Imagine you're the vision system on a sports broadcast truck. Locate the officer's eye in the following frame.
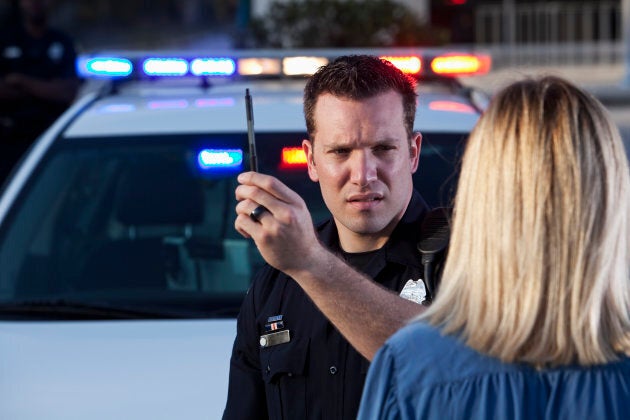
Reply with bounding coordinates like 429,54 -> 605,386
373,144 -> 396,153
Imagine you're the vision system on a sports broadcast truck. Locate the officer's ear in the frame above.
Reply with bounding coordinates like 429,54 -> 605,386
302,139 -> 319,182
410,132 -> 422,173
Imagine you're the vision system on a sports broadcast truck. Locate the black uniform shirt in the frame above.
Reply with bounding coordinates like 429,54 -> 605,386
0,23 -> 77,134
224,191 -> 430,420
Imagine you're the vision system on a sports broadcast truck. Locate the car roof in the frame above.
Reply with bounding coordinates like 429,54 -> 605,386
64,78 -> 482,138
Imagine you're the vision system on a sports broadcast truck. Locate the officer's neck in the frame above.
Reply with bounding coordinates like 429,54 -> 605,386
336,225 -> 393,253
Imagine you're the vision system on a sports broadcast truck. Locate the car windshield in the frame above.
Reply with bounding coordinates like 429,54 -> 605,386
0,131 -> 466,319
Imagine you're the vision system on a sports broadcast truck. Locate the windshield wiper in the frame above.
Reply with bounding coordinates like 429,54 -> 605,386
0,299 -> 181,320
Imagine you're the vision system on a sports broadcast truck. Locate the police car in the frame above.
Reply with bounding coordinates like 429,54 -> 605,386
0,48 -> 489,419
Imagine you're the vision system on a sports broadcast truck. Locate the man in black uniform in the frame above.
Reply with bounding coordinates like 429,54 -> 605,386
0,0 -> 80,181
224,55 -> 430,419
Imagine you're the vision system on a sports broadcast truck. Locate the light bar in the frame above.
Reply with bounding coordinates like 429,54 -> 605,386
76,50 -> 492,81
77,57 -> 133,77
238,58 -> 282,76
283,57 -> 328,76
190,58 -> 236,76
280,147 -> 307,168
197,149 -> 243,169
380,56 -> 422,75
143,58 -> 189,76
430,54 -> 491,76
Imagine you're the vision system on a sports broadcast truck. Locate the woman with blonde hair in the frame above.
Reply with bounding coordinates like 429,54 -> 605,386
358,76 -> 630,419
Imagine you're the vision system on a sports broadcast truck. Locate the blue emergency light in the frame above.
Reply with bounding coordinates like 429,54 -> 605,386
77,57 -> 133,77
190,58 -> 236,76
197,149 -> 243,170
143,58 -> 189,76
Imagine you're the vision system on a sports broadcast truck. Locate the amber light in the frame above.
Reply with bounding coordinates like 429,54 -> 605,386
282,57 -> 329,76
430,54 -> 491,76
281,147 -> 307,168
238,58 -> 282,76
380,56 -> 422,75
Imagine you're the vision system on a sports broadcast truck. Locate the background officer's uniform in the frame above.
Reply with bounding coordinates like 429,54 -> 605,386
224,191 -> 430,420
0,22 -> 78,178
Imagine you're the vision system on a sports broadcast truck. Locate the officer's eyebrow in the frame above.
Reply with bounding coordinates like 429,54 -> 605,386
324,136 -> 401,149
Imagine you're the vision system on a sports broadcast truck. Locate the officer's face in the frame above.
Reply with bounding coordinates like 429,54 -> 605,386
303,90 -> 421,252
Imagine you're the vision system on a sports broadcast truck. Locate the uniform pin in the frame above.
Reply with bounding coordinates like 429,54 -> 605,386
264,314 -> 285,332
267,315 -> 283,323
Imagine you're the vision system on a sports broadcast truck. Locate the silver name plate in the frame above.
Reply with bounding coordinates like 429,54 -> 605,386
259,330 -> 291,348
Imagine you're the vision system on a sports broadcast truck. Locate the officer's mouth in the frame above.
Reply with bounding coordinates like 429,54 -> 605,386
347,193 -> 383,209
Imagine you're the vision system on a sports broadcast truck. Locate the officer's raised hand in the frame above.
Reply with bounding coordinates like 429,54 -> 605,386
235,171 -> 324,275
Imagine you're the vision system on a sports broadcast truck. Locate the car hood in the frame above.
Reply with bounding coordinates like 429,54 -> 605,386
0,319 -> 236,420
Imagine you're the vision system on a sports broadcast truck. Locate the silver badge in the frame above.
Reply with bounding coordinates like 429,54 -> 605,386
399,279 -> 426,304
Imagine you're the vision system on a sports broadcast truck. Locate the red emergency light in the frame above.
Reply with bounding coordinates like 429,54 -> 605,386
430,54 -> 491,77
280,147 -> 308,169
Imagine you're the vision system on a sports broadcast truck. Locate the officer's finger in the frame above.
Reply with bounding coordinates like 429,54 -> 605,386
234,217 -> 251,239
236,184 -> 289,221
235,197 -> 261,217
236,199 -> 272,223
235,211 -> 264,239
236,177 -> 308,225
237,171 -> 303,205
234,198 -> 275,238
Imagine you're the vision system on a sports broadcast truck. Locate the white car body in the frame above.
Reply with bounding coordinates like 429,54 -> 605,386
0,320 -> 234,419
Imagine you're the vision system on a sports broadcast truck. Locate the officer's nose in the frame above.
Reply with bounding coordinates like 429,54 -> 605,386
349,151 -> 377,187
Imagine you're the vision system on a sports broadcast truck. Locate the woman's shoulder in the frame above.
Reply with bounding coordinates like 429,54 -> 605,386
383,321 -> 630,389
382,321 -> 509,388
385,321 -> 466,360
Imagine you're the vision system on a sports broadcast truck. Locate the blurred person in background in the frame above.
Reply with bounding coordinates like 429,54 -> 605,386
0,0 -> 79,182
358,76 -> 630,419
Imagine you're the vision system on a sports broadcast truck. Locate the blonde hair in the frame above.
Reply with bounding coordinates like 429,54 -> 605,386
422,76 -> 630,366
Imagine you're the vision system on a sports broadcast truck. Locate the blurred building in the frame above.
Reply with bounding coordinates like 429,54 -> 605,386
472,0 -> 622,68
251,0 -> 430,22
430,0 -> 621,44
250,0 -> 621,45
0,0 -> 620,53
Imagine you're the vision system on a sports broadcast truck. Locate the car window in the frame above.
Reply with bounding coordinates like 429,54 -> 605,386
415,131 -> 468,208
0,131 -> 466,319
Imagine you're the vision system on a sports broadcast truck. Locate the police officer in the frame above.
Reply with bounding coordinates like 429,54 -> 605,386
0,0 -> 80,181
224,55 -> 431,419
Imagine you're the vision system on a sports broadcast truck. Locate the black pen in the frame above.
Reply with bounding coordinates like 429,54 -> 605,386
245,88 -> 258,172
245,88 -> 268,222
